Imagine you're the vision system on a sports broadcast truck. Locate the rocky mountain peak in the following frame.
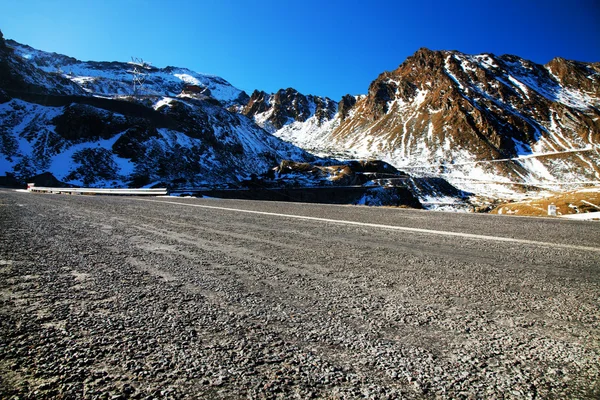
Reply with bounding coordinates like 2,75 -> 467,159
242,90 -> 270,115
312,96 -> 337,124
545,57 -> 600,97
270,88 -> 312,128
409,47 -> 447,70
243,87 -> 338,131
338,94 -> 357,121
280,46 -> 600,194
361,49 -> 451,120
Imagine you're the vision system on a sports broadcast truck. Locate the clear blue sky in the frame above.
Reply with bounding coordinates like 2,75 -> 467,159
1,0 -> 599,100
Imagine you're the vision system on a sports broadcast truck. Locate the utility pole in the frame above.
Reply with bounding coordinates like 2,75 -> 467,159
127,57 -> 151,97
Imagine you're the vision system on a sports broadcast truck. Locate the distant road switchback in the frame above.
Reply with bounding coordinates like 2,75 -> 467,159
1,189 -> 599,398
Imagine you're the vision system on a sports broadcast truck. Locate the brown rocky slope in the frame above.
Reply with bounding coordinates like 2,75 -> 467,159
253,48 -> 600,194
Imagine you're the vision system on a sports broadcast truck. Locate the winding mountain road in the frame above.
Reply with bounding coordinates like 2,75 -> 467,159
1,189 -> 599,398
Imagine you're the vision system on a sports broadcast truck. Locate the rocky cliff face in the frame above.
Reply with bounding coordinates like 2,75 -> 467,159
263,48 -> 600,194
242,88 -> 337,132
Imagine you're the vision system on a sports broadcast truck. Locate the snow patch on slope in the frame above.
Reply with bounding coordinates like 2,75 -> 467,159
275,115 -> 340,151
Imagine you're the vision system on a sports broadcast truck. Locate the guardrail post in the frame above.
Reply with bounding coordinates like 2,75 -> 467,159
548,204 -> 557,216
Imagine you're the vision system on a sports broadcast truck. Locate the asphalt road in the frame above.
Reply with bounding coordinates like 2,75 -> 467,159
1,189 -> 599,399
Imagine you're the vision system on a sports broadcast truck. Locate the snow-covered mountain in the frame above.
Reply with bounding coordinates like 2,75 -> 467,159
0,31 -> 309,188
6,40 -> 250,107
246,48 -> 600,197
2,30 -> 598,202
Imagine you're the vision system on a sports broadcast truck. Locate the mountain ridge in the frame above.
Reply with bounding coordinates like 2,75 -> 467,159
0,32 -> 312,188
247,47 -> 599,197
1,31 -> 599,203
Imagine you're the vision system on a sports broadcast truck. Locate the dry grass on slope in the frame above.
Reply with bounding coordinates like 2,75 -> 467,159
490,187 -> 600,218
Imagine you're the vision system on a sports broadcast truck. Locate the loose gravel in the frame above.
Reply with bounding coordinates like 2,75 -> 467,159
1,191 -> 599,399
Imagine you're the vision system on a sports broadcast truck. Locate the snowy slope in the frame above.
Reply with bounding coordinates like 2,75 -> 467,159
8,40 -> 248,106
0,37 -> 310,187
0,96 -> 309,187
255,49 -> 600,198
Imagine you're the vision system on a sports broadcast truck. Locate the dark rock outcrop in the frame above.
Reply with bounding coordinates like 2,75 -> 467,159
243,90 -> 271,116
52,104 -> 128,142
27,171 -> 69,187
338,94 -> 356,121
243,88 -> 338,130
270,88 -> 312,129
313,96 -> 337,124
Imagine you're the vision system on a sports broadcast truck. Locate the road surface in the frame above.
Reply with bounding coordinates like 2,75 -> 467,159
1,189 -> 599,398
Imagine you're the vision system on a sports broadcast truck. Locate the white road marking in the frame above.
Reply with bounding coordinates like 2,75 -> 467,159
134,198 -> 600,253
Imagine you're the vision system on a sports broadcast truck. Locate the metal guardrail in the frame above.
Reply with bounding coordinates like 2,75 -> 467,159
27,186 -> 168,196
